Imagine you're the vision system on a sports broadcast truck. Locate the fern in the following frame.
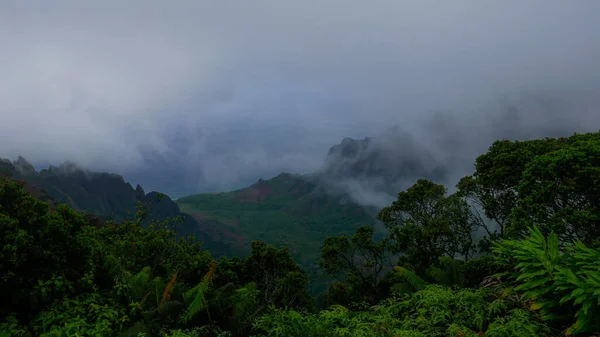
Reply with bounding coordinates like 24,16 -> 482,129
393,266 -> 429,291
493,226 -> 600,335
233,282 -> 261,322
181,279 -> 210,323
129,267 -> 153,299
252,285 -> 552,337
181,261 -> 216,323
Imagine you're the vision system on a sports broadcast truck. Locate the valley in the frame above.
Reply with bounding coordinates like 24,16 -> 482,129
1,136 -> 400,295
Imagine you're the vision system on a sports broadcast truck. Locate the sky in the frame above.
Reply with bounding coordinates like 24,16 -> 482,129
1,1 -> 600,198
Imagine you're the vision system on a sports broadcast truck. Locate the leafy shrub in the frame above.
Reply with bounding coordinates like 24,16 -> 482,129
494,227 -> 600,335
252,285 -> 552,337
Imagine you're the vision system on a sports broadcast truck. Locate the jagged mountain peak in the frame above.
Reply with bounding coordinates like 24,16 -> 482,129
318,129 -> 448,206
14,156 -> 35,174
135,184 -> 146,199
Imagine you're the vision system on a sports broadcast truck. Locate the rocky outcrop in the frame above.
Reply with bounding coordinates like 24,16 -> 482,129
317,128 -> 447,206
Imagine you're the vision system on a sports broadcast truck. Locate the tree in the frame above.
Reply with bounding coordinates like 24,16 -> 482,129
510,139 -> 600,245
456,138 -> 557,239
377,179 -> 479,273
457,131 -> 600,244
242,241 -> 314,311
319,225 -> 389,304
0,177 -> 89,321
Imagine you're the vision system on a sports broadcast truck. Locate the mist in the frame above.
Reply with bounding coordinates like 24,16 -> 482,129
1,1 -> 599,199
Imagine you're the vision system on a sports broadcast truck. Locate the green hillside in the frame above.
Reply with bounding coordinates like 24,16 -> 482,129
177,173 -> 381,294
178,173 -> 377,258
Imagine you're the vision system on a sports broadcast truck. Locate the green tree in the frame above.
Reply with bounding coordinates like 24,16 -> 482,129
0,177 -> 90,321
456,138 -> 557,239
457,131 -> 600,245
510,140 -> 600,245
242,241 -> 314,311
377,179 -> 479,273
319,225 -> 389,304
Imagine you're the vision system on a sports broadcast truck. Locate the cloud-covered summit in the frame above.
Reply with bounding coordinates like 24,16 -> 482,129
317,90 -> 600,207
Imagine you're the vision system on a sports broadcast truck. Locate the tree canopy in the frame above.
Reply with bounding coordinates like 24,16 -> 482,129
2,130 -> 600,336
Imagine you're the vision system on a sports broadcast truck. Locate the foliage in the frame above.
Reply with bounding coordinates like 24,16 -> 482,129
30,293 -> 128,336
0,177 -> 90,320
463,255 -> 506,288
456,132 -> 600,245
391,266 -> 429,293
242,241 -> 315,311
425,256 -> 466,287
252,285 -> 553,337
510,140 -> 600,244
377,179 -> 480,273
0,177 -> 311,337
493,227 -> 600,335
4,131 -> 600,336
176,173 -> 377,297
320,225 -> 390,304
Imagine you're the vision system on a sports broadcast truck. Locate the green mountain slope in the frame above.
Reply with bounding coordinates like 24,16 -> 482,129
1,156 -> 233,256
176,132 -> 444,263
177,172 -> 380,295
1,133 -> 434,296
177,173 -> 378,260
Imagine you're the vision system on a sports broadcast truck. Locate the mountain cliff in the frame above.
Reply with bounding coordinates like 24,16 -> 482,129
0,156 -> 232,256
318,128 -> 447,207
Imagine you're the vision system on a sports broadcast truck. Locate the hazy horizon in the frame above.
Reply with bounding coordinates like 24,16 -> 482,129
2,1 -> 600,198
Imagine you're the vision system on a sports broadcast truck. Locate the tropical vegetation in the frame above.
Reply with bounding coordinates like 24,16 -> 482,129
1,131 -> 600,336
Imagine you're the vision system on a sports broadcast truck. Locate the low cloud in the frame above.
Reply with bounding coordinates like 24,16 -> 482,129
1,1 -> 599,197
319,90 -> 600,208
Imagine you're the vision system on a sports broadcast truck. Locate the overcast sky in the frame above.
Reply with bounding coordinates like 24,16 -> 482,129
1,1 -> 600,197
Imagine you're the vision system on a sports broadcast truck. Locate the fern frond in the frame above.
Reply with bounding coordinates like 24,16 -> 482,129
181,261 -> 217,323
182,279 -> 209,323
394,266 -> 429,291
426,266 -> 444,284
129,267 -> 153,299
389,282 -> 414,295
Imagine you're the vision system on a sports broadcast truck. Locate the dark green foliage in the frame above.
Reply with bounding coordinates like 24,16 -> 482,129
252,285 -> 553,337
425,256 -> 466,287
463,255 -> 506,288
377,179 -> 480,273
242,241 -> 315,311
510,139 -> 600,244
0,177 -> 90,320
391,266 -> 429,292
319,225 -> 390,304
4,131 -> 600,336
494,227 -> 600,335
0,177 -> 312,336
457,131 -> 600,244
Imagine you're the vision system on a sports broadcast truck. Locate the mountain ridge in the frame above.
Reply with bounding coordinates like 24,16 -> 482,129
0,156 -> 233,256
1,132 -> 435,294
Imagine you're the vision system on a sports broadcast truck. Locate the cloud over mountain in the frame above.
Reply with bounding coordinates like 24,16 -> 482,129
1,1 -> 599,197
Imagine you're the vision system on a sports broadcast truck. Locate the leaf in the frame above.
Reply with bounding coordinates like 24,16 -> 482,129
394,266 -> 429,291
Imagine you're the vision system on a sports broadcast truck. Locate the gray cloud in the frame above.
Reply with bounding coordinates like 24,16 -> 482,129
1,1 -> 600,198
